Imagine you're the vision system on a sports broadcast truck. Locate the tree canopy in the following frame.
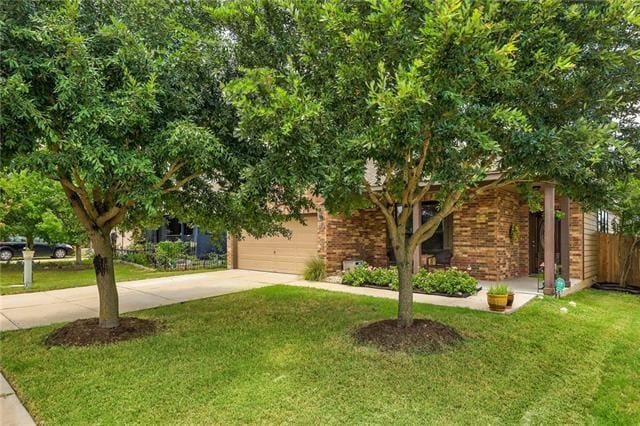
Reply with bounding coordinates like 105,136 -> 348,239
0,0 -> 314,327
222,0 -> 640,326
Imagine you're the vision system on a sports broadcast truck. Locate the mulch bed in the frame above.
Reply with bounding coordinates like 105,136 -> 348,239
592,282 -> 640,295
352,319 -> 463,353
44,317 -> 160,347
361,284 -> 481,298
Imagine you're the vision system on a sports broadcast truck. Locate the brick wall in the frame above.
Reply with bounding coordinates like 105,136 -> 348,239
450,192 -> 500,280
227,189 -> 586,282
320,209 -> 389,273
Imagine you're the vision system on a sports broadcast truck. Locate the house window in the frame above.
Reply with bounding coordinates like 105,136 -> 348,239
421,202 -> 445,254
597,210 -> 609,233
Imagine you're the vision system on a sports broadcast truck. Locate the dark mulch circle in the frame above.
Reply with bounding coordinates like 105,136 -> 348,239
44,317 -> 159,347
352,319 -> 463,353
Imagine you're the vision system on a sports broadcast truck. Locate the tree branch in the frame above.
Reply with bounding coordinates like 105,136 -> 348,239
163,173 -> 200,193
59,175 -> 99,220
408,190 -> 462,253
153,161 -> 186,191
363,179 -> 396,226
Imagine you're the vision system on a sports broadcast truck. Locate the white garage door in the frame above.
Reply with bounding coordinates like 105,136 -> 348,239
237,215 -> 318,274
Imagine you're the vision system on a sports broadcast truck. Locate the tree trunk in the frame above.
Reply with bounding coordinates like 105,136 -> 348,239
396,254 -> 414,328
90,231 -> 119,328
75,244 -> 82,266
620,236 -> 639,288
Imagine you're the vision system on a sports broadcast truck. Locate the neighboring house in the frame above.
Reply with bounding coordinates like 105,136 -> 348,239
228,179 -> 606,291
147,218 -> 226,259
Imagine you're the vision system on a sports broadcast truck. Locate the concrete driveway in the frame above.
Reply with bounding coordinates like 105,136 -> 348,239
0,269 -> 299,331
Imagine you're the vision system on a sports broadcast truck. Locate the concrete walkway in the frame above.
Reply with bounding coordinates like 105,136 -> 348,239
1,373 -> 35,426
0,269 -> 299,331
0,269 -> 536,332
291,279 -> 536,312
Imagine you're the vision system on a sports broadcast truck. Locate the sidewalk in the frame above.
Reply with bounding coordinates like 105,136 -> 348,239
0,269 -> 298,331
1,373 -> 35,426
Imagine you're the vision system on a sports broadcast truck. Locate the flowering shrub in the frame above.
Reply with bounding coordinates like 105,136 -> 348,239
342,265 -> 478,295
369,266 -> 399,290
342,263 -> 399,289
412,268 -> 478,295
341,263 -> 371,286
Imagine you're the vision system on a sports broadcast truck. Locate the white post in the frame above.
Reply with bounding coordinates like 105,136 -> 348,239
23,249 -> 34,289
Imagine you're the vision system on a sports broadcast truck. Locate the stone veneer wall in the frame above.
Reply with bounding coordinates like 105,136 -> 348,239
495,190 -> 530,280
569,202 -> 584,280
319,208 -> 389,273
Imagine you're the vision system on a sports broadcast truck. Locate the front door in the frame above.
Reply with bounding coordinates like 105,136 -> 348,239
528,212 -> 562,275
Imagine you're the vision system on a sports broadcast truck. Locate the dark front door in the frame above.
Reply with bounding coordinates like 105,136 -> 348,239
528,212 -> 562,275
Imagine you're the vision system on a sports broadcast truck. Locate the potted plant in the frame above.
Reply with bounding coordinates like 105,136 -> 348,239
487,284 -> 509,312
506,289 -> 515,308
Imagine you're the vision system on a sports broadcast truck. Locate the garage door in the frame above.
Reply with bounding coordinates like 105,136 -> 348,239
237,214 -> 318,274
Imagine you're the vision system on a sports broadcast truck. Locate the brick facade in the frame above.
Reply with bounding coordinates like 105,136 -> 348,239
228,188 -> 587,283
319,208 -> 389,273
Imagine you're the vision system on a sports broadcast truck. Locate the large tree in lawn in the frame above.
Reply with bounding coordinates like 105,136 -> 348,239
223,0 -> 640,327
1,0 -> 313,328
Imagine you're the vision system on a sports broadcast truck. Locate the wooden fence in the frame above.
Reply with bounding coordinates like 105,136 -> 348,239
598,233 -> 640,287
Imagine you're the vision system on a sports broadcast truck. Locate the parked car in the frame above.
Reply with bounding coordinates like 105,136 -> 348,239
0,236 -> 74,261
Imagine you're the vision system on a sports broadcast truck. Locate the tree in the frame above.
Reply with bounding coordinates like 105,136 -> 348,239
1,0 -> 313,328
223,0 -> 640,327
613,177 -> 640,286
0,171 -> 85,255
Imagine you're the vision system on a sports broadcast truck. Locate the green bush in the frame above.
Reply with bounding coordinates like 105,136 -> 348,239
412,268 -> 478,295
342,263 -> 400,289
124,251 -> 149,266
303,257 -> 327,281
341,263 -> 371,286
154,241 -> 186,269
370,266 -> 399,290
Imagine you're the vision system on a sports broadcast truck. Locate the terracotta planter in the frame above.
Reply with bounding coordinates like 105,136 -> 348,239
506,292 -> 514,308
487,294 -> 508,312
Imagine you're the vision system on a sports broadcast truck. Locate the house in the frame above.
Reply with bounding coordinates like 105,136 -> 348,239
147,218 -> 226,259
227,181 -> 603,292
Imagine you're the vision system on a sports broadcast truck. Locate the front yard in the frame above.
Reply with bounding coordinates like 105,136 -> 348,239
0,286 -> 638,424
0,261 -> 224,295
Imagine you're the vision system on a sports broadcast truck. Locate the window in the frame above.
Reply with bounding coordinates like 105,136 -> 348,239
597,210 -> 609,233
421,202 -> 445,254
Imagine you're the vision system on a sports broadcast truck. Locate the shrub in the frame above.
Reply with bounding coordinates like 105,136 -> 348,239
412,268 -> 478,295
370,266 -> 399,290
123,251 -> 149,266
341,263 -> 371,286
303,257 -> 327,281
154,241 -> 186,269
487,283 -> 510,295
342,264 -> 401,289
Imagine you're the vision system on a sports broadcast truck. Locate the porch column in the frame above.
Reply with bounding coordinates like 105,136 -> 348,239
560,197 -> 571,287
413,203 -> 421,273
543,184 -> 556,295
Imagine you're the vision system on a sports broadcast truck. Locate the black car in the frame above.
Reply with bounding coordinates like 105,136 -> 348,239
0,237 -> 74,261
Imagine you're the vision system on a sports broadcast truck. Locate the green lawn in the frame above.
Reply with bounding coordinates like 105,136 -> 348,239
0,261 -> 223,295
0,287 -> 638,424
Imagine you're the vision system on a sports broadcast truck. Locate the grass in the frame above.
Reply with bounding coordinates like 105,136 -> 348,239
0,288 -> 638,424
0,261 -> 224,295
